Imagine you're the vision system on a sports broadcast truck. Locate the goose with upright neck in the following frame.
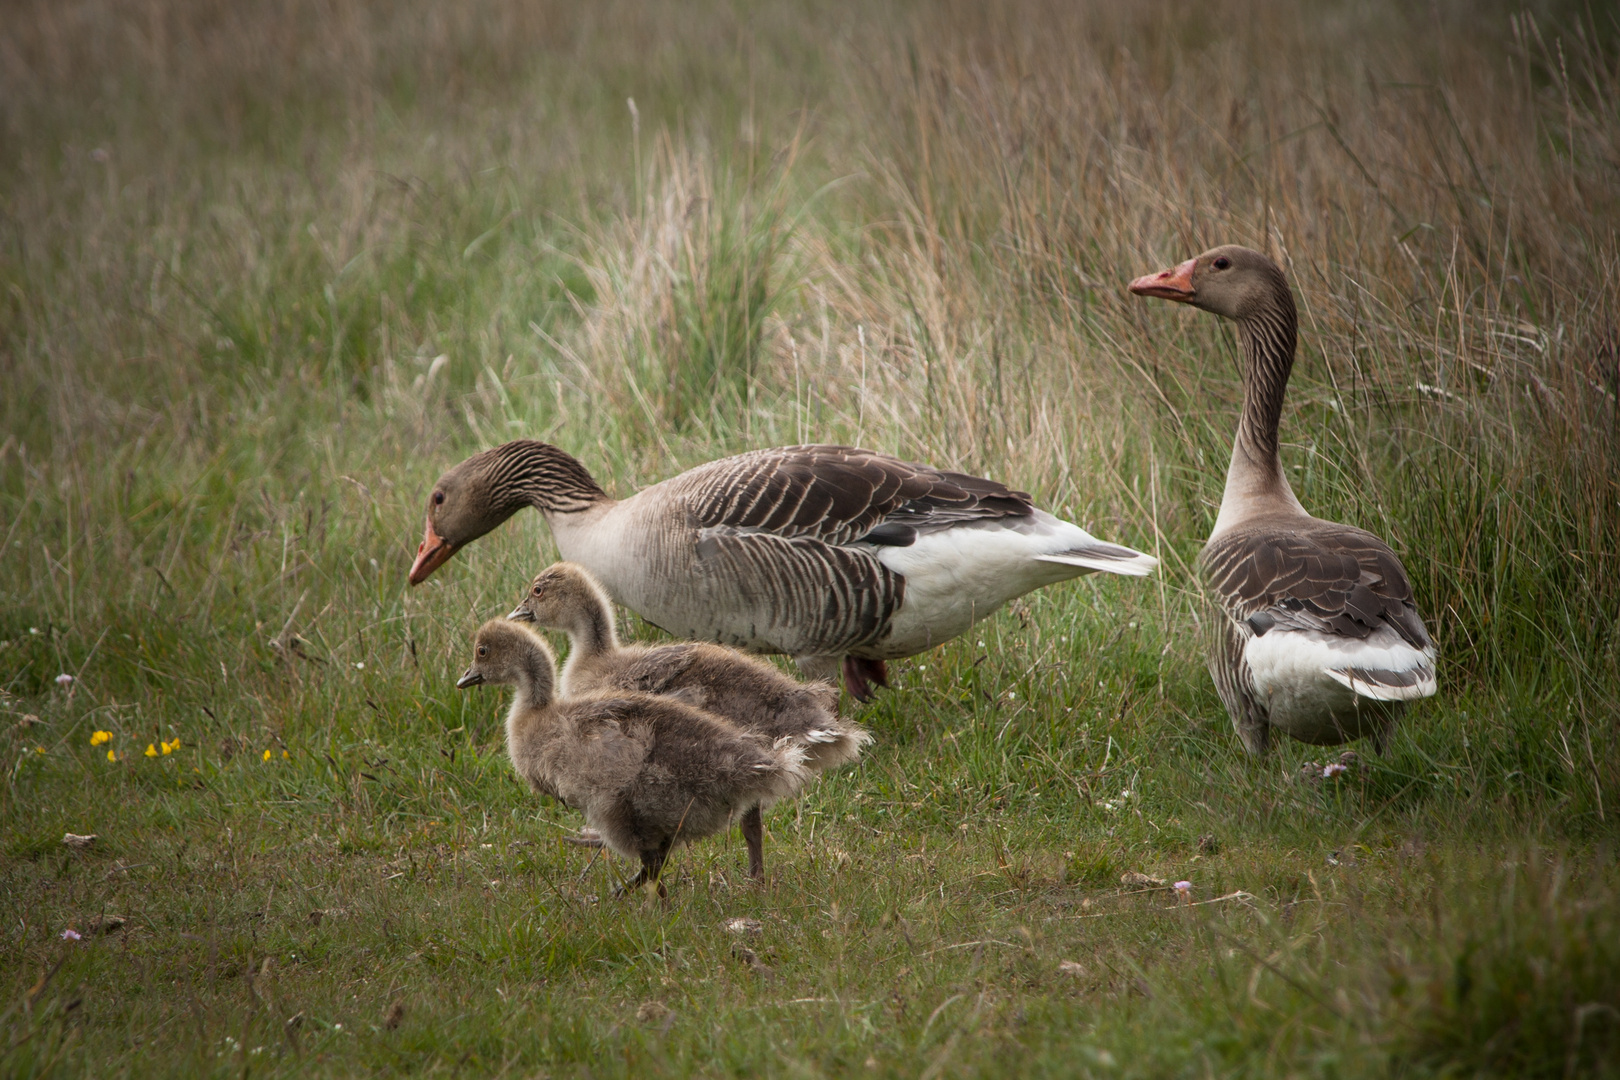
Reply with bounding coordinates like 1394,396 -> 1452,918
409,442 -> 1157,700
1130,245 -> 1436,754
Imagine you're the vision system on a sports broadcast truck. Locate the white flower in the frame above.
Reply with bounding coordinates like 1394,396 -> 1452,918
1323,763 -> 1348,779
354,662 -> 365,670
55,673 -> 74,686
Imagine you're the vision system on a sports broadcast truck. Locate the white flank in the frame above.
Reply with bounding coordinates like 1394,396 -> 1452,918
874,510 -> 1154,656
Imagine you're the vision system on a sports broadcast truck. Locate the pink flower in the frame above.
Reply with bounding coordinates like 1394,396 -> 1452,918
61,928 -> 81,941
55,673 -> 74,686
1173,880 -> 1192,894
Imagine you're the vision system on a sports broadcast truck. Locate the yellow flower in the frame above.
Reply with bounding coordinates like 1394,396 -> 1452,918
161,738 -> 179,754
145,744 -> 158,757
262,749 -> 272,762
35,746 -> 46,754
90,730 -> 111,746
106,749 -> 117,762
281,750 -> 289,759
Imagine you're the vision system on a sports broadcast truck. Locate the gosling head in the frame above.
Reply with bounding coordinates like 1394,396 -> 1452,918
1128,245 -> 1291,323
455,618 -> 557,698
507,562 -> 612,632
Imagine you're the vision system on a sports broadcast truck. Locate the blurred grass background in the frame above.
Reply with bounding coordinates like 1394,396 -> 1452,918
2,0 -> 1617,1076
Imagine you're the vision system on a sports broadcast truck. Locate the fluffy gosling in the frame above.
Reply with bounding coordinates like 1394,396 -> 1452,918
456,619 -> 809,895
509,562 -> 873,877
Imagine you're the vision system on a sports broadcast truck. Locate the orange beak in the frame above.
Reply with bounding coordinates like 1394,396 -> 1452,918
1128,258 -> 1198,303
407,517 -> 457,585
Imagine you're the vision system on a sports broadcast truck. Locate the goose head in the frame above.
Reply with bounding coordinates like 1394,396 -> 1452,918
455,618 -> 558,702
507,562 -> 611,636
1128,245 -> 1290,323
409,441 -> 607,585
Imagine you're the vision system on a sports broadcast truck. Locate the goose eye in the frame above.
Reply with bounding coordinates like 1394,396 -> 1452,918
433,491 -> 445,505
477,645 -> 487,657
1213,256 -> 1231,270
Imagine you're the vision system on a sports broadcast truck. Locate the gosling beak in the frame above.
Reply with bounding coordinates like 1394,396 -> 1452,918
455,668 -> 484,690
507,605 -> 535,622
1128,257 -> 1198,303
408,517 -> 458,585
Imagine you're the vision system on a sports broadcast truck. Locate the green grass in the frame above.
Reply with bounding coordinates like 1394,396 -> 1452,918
3,0 -> 1619,1075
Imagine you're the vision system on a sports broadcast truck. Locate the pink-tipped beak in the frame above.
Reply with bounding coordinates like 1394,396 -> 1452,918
1128,258 -> 1198,302
407,517 -> 457,585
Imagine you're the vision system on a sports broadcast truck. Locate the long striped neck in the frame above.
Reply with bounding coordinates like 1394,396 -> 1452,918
479,441 -> 609,518
1213,279 -> 1306,533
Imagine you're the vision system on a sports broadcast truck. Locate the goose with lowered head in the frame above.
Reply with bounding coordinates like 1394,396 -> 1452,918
1129,245 -> 1436,754
410,443 -> 1157,700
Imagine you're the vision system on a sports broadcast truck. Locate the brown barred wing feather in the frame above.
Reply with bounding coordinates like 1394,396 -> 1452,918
1200,522 -> 1430,650
673,446 -> 1031,656
692,529 -> 904,656
678,446 -> 1033,545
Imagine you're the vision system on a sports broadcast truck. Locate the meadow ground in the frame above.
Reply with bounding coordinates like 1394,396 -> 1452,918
2,1 -> 1618,1076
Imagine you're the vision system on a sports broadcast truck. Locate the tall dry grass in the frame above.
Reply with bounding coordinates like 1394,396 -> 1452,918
4,0 -> 1617,707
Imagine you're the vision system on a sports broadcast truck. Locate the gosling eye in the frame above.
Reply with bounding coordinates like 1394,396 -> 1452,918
1213,256 -> 1231,270
477,645 -> 488,657
532,585 -> 544,597
433,491 -> 445,505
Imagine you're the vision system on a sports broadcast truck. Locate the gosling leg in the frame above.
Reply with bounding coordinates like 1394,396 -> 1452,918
740,805 -> 765,881
642,847 -> 669,900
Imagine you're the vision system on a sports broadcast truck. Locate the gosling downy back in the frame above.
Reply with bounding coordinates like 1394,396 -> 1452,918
510,562 -> 872,773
